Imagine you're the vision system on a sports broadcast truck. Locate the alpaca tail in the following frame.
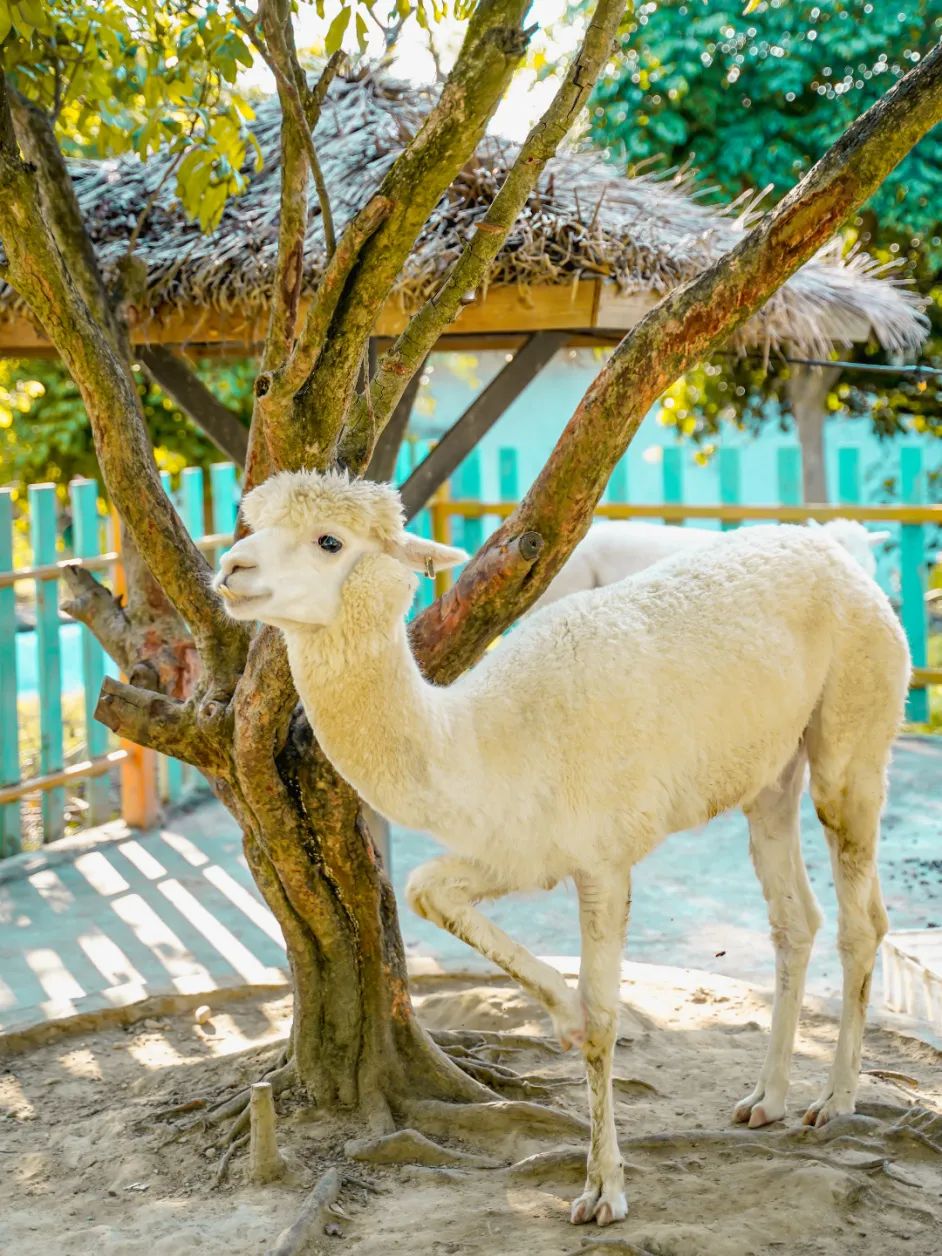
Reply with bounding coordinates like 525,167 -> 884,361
807,518 -> 889,579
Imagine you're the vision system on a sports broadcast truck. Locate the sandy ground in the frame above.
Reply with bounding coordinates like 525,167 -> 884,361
1,966 -> 940,1256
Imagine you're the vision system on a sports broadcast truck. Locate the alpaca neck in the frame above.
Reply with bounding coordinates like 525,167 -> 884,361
283,619 -> 458,831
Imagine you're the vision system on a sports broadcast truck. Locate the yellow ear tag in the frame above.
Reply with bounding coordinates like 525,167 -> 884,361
424,555 -> 434,579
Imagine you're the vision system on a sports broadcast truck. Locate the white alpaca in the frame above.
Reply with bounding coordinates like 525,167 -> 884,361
215,470 -> 909,1229
528,517 -> 891,614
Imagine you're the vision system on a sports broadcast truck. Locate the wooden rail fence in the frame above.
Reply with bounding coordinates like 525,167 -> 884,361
0,442 -> 939,857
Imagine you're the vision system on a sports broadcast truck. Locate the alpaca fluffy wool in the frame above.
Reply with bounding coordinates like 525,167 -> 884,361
241,468 -> 405,543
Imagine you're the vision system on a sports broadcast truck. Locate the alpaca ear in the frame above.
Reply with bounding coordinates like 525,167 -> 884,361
385,534 -> 468,575
868,530 -> 891,546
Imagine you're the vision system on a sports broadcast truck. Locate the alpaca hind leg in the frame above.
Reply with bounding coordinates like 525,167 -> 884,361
804,773 -> 888,1127
405,856 -> 583,1045
569,870 -> 631,1228
734,752 -> 821,1128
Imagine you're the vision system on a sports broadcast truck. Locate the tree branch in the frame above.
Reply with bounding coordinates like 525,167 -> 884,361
294,0 -> 533,459
137,346 -> 249,466
61,563 -> 136,674
95,676 -> 223,771
411,36 -> 942,682
257,4 -> 343,256
341,0 -> 626,471
0,75 -> 250,691
8,89 -> 125,353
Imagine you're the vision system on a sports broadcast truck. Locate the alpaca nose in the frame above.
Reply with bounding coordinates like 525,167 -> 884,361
217,551 -> 258,591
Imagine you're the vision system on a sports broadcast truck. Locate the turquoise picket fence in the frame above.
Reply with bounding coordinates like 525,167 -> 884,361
0,443 -> 939,857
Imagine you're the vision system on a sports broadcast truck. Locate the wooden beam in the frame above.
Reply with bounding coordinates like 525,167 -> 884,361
0,280 -> 640,354
364,355 -> 427,483
137,345 -> 249,466
400,332 -> 567,521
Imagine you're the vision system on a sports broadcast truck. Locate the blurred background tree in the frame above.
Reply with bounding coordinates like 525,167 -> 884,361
590,0 -> 942,499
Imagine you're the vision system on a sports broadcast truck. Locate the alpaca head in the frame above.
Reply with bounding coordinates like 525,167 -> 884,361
214,470 -> 466,631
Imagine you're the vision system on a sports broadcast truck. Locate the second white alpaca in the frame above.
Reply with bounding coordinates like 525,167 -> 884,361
215,470 -> 909,1231
527,517 -> 890,614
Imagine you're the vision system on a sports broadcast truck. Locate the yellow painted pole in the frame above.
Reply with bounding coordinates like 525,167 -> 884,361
429,482 -> 454,600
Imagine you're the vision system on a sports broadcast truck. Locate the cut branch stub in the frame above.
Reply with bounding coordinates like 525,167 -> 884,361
248,1082 -> 288,1184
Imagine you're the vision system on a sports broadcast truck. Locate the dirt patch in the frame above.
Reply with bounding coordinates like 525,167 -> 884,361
1,967 -> 940,1256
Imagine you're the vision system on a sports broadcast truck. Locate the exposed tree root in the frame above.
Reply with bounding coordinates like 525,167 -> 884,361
155,1047 -> 297,1152
429,1028 -> 561,1057
407,1098 -> 590,1144
271,1167 -> 343,1256
213,1132 -> 249,1189
442,1053 -> 558,1102
570,1240 -> 656,1256
504,1146 -> 592,1183
345,1128 -> 501,1169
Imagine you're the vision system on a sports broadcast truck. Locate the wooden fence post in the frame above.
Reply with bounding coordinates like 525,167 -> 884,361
605,451 -> 629,505
452,449 -> 483,558
70,479 -> 110,824
776,446 -> 802,507
0,488 -> 20,855
900,446 -> 929,723
662,446 -> 683,524
411,441 -> 435,614
837,446 -> 860,509
210,462 -> 239,536
111,507 -> 160,829
718,447 -> 741,530
29,484 -> 65,842
498,447 -> 519,504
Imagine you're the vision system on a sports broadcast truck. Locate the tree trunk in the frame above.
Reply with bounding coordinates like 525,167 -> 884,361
218,639 -> 487,1120
786,365 -> 839,504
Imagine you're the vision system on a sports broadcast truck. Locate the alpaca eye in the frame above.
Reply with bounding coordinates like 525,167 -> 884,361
317,534 -> 343,554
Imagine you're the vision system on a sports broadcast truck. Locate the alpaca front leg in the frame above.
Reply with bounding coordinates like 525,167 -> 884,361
405,857 -> 583,1045
569,870 -> 631,1228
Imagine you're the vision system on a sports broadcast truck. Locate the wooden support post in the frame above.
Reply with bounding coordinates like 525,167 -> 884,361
0,488 -> 20,855
662,446 -> 683,525
776,446 -> 802,507
399,332 -> 567,520
29,484 -> 65,842
429,481 -> 454,601
111,508 -> 160,830
410,441 -> 436,616
137,346 -> 249,466
70,479 -> 110,824
365,357 -> 426,483
900,446 -> 929,723
718,447 -> 740,531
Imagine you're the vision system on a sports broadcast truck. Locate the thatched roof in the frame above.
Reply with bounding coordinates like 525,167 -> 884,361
0,73 -> 928,357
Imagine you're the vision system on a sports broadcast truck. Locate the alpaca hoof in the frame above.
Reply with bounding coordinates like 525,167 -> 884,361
803,1094 -> 854,1128
570,1186 -> 628,1226
733,1087 -> 785,1128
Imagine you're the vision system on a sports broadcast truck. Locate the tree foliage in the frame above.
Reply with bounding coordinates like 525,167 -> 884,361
0,356 -> 253,488
590,0 -> 942,449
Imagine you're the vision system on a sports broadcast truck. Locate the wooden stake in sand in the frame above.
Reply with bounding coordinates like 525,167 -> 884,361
249,1082 -> 288,1184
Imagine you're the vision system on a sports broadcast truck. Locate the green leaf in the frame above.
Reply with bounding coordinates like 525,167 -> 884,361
324,5 -> 351,55
355,10 -> 368,53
